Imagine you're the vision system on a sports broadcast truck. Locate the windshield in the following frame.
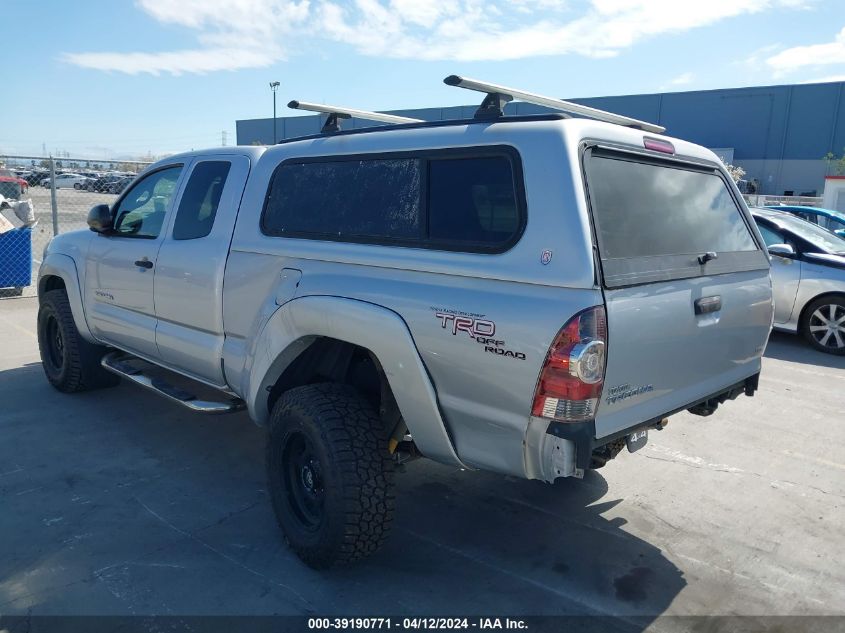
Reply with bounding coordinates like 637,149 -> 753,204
774,213 -> 845,254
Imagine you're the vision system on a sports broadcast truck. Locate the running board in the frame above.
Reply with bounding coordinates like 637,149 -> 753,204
101,352 -> 245,414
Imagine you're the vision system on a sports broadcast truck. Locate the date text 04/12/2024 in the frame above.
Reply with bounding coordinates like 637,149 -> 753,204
308,618 -> 528,630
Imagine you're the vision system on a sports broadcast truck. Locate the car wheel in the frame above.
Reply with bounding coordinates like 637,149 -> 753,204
37,289 -> 121,392
73,183 -> 80,189
801,296 -> 845,355
266,383 -> 395,569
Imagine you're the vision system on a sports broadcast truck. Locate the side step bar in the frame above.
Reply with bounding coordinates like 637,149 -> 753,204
101,352 -> 245,414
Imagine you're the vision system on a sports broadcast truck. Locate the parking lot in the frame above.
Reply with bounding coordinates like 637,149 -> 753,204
8,186 -> 119,297
25,184 -> 118,226
0,296 -> 843,628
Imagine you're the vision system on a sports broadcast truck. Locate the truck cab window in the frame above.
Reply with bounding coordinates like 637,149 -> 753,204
172,161 -> 232,240
113,166 -> 182,238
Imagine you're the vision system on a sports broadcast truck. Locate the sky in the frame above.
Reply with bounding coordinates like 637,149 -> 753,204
1,0 -> 844,160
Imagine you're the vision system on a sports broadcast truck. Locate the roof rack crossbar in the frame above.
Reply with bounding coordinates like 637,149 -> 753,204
443,75 -> 666,133
287,100 -> 424,134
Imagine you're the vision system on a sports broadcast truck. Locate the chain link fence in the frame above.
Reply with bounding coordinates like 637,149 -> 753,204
0,155 -> 151,298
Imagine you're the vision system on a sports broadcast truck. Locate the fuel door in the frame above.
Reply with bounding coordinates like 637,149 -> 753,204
275,268 -> 302,306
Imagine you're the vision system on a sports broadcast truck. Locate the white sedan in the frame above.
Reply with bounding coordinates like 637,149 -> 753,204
42,174 -> 89,189
752,207 -> 845,354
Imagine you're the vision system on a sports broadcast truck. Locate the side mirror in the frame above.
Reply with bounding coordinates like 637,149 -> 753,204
768,243 -> 795,258
87,204 -> 113,233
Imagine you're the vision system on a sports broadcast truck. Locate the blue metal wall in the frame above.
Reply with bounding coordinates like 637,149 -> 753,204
236,81 -> 845,195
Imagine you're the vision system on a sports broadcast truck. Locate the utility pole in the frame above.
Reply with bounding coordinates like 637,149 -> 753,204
270,81 -> 280,144
221,130 -> 227,146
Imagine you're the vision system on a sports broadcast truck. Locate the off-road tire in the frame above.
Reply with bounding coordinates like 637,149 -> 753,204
266,383 -> 395,569
37,289 -> 120,392
801,295 -> 845,356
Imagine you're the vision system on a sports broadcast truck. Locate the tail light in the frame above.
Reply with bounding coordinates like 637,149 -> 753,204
531,306 -> 607,422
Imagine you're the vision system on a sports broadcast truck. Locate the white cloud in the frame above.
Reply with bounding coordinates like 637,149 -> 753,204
766,26 -> 845,75
62,47 -> 280,75
669,72 -> 694,86
658,71 -> 694,91
800,73 -> 845,83
63,0 -> 811,75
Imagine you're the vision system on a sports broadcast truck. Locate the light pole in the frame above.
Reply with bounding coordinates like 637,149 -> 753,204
269,81 -> 280,144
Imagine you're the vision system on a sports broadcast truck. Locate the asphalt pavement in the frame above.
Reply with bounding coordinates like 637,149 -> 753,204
0,297 -> 843,630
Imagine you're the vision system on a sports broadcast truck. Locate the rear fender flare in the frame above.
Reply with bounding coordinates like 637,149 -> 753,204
244,295 -> 464,468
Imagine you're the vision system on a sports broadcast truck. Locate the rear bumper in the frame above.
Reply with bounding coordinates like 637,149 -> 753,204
545,372 -> 760,472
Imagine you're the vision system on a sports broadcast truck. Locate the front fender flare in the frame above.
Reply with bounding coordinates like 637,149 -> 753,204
38,253 -> 96,343
244,295 -> 465,468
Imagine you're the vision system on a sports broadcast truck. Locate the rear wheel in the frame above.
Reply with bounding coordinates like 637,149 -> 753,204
802,296 -> 845,355
37,289 -> 120,392
266,383 -> 395,568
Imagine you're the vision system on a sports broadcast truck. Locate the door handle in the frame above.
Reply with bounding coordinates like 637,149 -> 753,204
134,259 -> 154,269
694,295 -> 721,315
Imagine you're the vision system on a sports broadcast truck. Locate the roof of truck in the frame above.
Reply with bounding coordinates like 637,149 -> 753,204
161,145 -> 268,163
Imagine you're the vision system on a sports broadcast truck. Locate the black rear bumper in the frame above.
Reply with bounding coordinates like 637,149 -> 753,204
546,372 -> 759,471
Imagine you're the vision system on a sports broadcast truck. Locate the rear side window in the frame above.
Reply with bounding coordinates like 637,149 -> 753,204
261,148 -> 524,252
263,158 -> 421,240
428,157 -> 520,246
172,161 -> 231,240
586,150 -> 767,287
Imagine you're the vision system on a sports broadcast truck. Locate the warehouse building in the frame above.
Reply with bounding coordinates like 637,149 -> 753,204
236,80 -> 845,196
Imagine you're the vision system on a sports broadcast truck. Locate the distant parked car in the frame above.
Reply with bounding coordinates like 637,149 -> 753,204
42,173 -> 88,189
84,174 -> 124,192
106,176 -> 133,194
764,205 -> 845,239
25,172 -> 50,186
0,168 -> 28,198
751,207 -> 845,354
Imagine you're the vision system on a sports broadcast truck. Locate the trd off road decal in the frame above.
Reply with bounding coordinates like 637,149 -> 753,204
432,308 -> 526,360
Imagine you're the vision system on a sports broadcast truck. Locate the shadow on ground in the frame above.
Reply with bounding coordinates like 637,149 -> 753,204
764,331 -> 845,369
0,361 -> 684,628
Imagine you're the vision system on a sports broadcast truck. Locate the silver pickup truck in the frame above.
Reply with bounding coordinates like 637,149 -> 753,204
37,77 -> 774,568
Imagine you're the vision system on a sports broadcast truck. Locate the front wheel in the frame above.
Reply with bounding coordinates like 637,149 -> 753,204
802,296 -> 845,355
73,183 -> 81,190
37,289 -> 120,392
266,383 -> 395,569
